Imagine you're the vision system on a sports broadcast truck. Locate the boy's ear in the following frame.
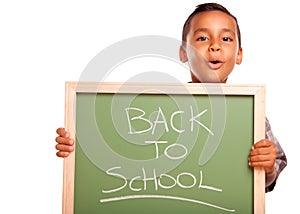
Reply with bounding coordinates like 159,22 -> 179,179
236,47 -> 243,65
179,45 -> 188,63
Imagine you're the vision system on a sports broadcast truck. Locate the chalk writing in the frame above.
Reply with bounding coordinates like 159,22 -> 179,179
144,141 -> 187,160
99,105 -> 236,213
101,167 -> 235,212
102,166 -> 221,193
125,106 -> 213,135
100,195 -> 235,213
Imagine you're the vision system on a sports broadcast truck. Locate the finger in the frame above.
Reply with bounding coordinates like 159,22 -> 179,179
249,152 -> 276,173
248,160 -> 275,173
249,153 -> 276,163
56,151 -> 70,158
250,146 -> 276,156
249,160 -> 273,167
55,136 -> 74,145
252,139 -> 274,149
55,143 -> 74,153
56,127 -> 70,138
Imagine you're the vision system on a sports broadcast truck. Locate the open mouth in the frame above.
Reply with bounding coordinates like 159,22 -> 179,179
208,60 -> 223,69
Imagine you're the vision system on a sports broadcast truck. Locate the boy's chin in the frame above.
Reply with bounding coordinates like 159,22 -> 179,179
192,75 -> 223,84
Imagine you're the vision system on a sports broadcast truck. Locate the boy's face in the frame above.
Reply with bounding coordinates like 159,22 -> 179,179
180,10 -> 243,83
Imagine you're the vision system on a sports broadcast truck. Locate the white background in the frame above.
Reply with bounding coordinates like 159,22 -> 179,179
0,0 -> 298,213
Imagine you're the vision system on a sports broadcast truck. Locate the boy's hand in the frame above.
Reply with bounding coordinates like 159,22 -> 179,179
248,139 -> 277,174
55,127 -> 74,158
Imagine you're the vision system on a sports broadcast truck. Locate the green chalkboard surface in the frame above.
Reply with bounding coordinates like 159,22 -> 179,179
63,82 -> 265,214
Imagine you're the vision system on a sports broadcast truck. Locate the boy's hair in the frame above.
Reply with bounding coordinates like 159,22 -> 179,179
182,3 -> 241,48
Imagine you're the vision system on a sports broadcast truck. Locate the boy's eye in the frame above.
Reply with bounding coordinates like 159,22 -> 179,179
196,36 -> 208,41
222,37 -> 232,42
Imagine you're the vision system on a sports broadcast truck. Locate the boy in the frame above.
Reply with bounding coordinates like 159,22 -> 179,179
55,3 -> 287,192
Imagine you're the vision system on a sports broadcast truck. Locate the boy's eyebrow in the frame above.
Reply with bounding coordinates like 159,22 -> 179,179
193,28 -> 209,35
193,28 -> 235,36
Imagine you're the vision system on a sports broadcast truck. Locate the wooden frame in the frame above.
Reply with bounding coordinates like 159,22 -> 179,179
62,82 -> 265,214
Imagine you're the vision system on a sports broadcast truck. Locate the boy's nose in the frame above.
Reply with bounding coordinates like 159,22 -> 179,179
209,40 -> 221,52
210,45 -> 221,52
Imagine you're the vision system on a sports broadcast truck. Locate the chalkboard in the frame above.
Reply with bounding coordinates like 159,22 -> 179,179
63,82 -> 265,214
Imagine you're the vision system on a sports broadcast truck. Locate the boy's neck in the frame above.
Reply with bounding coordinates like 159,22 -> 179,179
191,73 -> 228,83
